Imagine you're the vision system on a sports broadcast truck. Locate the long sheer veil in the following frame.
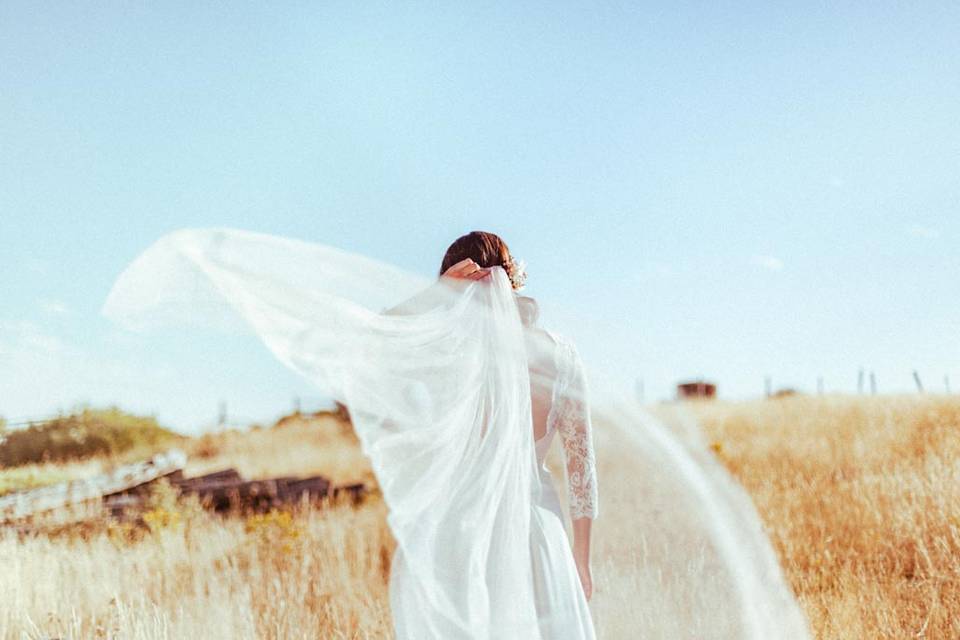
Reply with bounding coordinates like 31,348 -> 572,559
102,228 -> 810,639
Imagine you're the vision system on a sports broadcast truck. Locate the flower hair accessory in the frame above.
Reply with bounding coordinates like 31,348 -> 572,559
503,255 -> 527,291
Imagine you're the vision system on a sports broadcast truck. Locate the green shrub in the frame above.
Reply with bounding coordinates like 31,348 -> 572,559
0,407 -> 181,467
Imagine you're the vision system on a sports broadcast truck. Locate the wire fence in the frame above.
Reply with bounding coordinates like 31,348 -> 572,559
632,370 -> 956,403
4,373 -> 956,430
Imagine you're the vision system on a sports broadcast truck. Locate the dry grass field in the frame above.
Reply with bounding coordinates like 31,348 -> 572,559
3,396 -> 960,639
690,394 -> 960,639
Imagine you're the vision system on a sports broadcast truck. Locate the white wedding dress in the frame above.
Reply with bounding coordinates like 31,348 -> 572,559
103,228 -> 812,640
527,329 -> 598,639
381,280 -> 598,639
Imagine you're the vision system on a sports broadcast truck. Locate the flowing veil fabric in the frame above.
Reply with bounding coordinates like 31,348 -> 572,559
102,228 -> 811,639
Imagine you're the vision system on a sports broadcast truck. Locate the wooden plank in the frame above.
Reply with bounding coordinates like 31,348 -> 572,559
170,468 -> 242,489
0,449 -> 187,523
281,477 -> 331,498
180,478 -> 277,512
103,467 -> 187,498
331,482 -> 367,504
3,454 -> 366,526
176,476 -> 345,512
103,493 -> 145,518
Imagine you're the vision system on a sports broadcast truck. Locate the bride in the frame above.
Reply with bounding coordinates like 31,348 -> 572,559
422,231 -> 599,638
103,227 -> 812,639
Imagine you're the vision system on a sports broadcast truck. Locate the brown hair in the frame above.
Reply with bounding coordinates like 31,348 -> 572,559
439,231 -> 536,322
439,231 -> 513,276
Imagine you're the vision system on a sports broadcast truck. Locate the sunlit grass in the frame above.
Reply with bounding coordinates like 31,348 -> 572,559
5,397 -> 960,638
689,394 -> 960,638
0,458 -> 105,497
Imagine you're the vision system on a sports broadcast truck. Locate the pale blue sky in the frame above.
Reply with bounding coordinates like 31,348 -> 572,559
1,2 -> 958,432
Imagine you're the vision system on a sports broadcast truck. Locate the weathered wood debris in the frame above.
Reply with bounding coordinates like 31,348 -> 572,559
0,448 -> 367,525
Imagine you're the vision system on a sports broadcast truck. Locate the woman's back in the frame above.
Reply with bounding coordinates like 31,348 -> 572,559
527,326 -> 559,443
525,326 -> 599,522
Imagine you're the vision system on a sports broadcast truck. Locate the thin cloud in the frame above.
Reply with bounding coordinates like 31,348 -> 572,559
0,321 -> 64,355
650,261 -> 675,277
24,257 -> 50,275
907,225 -> 940,239
40,299 -> 70,316
750,255 -> 784,271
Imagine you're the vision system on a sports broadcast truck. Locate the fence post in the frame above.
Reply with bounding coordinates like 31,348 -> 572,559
869,372 -> 877,396
913,371 -> 924,394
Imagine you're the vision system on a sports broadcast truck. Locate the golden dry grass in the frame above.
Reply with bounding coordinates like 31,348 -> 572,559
1,415 -> 394,639
181,414 -> 374,486
689,394 -> 960,639
0,458 -> 105,497
3,396 -> 960,638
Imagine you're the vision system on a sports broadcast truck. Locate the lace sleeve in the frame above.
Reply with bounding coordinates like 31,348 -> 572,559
553,340 -> 598,521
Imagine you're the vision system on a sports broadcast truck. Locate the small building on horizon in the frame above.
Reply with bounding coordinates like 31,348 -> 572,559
676,379 -> 717,400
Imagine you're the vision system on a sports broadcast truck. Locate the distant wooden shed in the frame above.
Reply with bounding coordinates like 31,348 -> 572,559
676,380 -> 717,400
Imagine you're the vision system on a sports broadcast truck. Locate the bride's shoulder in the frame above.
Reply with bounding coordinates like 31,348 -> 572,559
534,327 -> 581,364
539,327 -> 574,351
515,294 -> 540,328
518,298 -> 580,360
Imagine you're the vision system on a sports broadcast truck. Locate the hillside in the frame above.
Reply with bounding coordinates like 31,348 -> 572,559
0,407 -> 182,468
